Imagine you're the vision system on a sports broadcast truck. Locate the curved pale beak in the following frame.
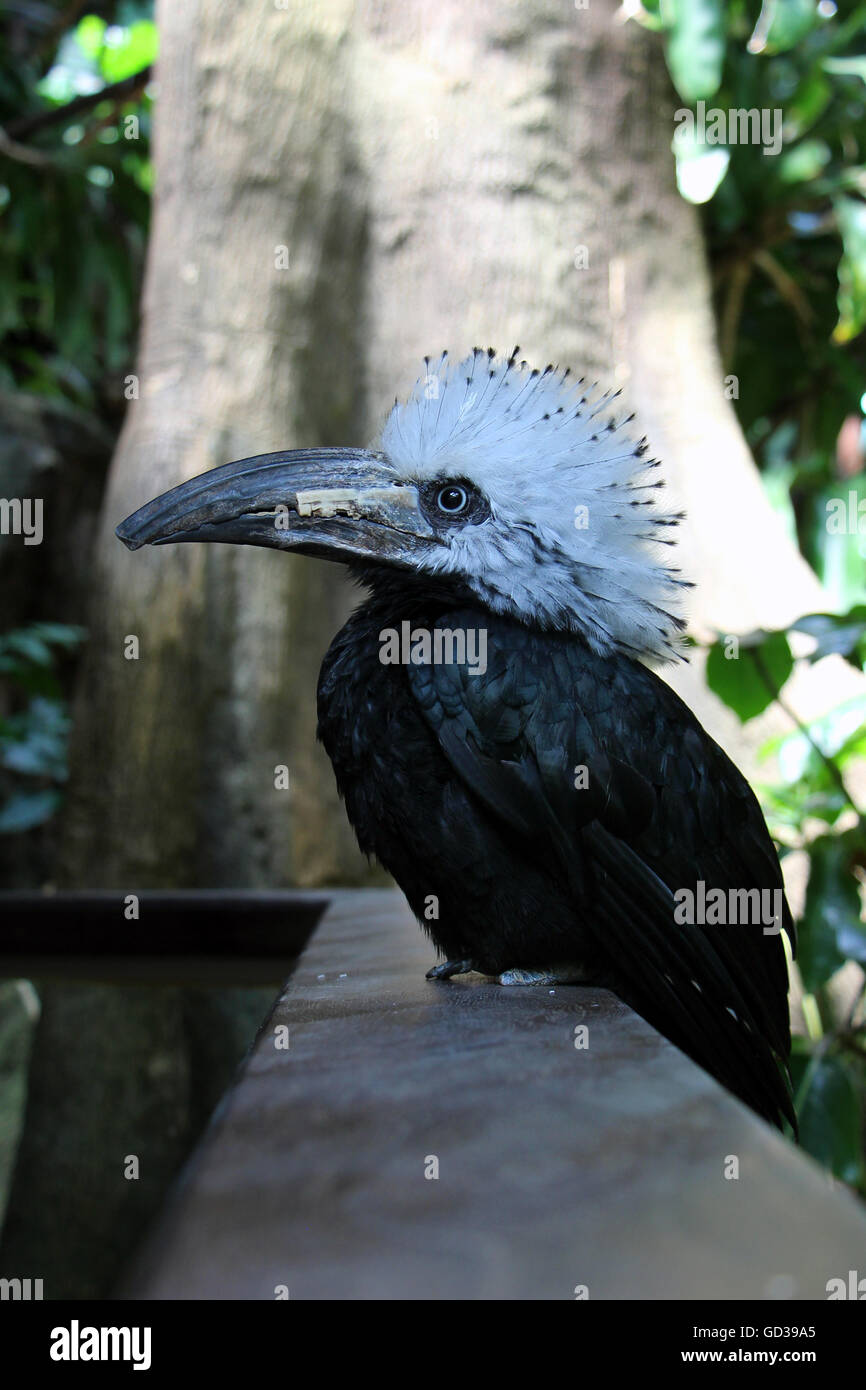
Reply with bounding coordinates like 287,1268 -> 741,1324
116,449 -> 438,566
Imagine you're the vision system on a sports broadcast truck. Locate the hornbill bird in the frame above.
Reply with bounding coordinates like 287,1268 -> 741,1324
117,348 -> 796,1130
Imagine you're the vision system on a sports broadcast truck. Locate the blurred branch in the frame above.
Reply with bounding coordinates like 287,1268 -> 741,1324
0,126 -> 53,167
719,255 -> 752,371
5,65 -> 152,143
753,249 -> 814,329
751,648 -> 862,825
845,978 -> 866,1031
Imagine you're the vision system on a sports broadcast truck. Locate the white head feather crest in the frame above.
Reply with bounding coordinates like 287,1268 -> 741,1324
378,348 -> 690,662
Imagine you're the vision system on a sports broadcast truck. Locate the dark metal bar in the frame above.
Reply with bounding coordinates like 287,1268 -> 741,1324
0,891 -> 328,960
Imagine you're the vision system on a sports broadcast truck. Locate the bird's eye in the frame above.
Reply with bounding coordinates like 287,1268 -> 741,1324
436,484 -> 469,514
419,477 -> 489,529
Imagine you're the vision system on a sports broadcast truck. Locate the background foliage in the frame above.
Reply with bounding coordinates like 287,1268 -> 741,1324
633,0 -> 866,1189
0,0 -> 155,1242
1,2 -> 153,409
0,1 -> 153,834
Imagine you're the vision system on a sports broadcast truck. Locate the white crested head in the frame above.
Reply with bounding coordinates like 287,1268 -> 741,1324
376,348 -> 690,662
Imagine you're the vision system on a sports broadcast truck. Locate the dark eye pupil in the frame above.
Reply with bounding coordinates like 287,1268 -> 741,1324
438,485 -> 468,513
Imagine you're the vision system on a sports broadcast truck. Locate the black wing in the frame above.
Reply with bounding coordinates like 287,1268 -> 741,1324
408,612 -> 795,1130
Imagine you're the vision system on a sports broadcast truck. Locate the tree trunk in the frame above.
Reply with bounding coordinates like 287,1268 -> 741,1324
61,0 -> 369,891
62,0 -> 840,890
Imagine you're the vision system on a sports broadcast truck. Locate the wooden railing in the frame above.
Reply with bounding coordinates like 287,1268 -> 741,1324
117,889 -> 866,1301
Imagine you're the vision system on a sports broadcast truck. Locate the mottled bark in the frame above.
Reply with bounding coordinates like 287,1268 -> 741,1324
62,0 -> 368,891
348,0 -> 841,752
62,0 -> 840,890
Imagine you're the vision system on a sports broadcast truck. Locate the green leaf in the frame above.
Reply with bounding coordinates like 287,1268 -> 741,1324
0,789 -> 61,834
661,0 -> 725,103
0,697 -> 70,779
792,1050 -> 863,1187
27,623 -> 86,650
791,607 -> 866,665
99,21 -> 158,84
705,629 -> 793,722
762,696 -> 866,788
823,56 -> 866,86
787,72 -> 832,138
798,834 -> 866,992
760,781 -> 848,832
673,123 -> 730,203
832,719 -> 866,770
778,139 -> 831,185
0,631 -> 54,668
74,15 -> 107,63
750,0 -> 820,55
629,0 -> 665,32
833,196 -> 866,343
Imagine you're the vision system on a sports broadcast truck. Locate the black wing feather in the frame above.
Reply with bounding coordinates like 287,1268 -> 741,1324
408,612 -> 795,1129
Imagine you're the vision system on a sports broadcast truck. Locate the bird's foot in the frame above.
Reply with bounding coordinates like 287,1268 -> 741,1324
498,963 -> 589,986
426,958 -> 478,980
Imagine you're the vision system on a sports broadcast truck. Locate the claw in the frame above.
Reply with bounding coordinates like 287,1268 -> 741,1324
498,964 -> 589,986
426,958 -> 477,980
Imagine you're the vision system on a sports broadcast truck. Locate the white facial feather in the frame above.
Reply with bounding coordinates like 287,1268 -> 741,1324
378,348 -> 690,662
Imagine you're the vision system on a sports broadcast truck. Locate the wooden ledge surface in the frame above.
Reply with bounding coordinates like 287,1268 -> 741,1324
124,889 -> 866,1300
